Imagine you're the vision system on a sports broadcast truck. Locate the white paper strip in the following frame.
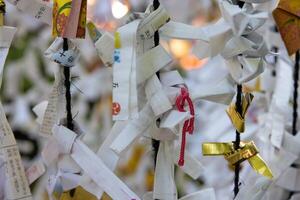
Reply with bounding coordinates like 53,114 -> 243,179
173,146 -> 204,180
0,104 -> 32,200
276,167 -> 300,191
7,0 -> 52,25
94,32 -> 115,67
40,69 -> 65,137
52,125 -> 141,200
110,104 -> 155,155
0,26 -> 17,88
153,141 -> 177,200
137,45 -> 172,85
113,20 -> 140,121
72,140 -> 141,200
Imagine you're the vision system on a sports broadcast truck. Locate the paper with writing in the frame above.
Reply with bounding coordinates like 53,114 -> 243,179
113,20 -> 139,121
0,104 -> 32,200
7,0 -> 52,25
0,26 -> 17,88
138,4 -> 170,40
45,38 -> 80,67
26,160 -> 46,185
40,69 -> 65,137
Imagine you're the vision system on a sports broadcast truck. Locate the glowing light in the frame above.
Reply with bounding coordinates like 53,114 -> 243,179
112,0 -> 129,19
180,55 -> 208,70
169,39 -> 191,59
87,0 -> 96,6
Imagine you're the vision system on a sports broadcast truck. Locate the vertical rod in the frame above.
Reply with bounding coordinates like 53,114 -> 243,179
233,1 -> 244,198
234,84 -> 242,197
63,38 -> 75,197
62,38 -> 74,131
152,0 -> 160,168
292,51 -> 300,136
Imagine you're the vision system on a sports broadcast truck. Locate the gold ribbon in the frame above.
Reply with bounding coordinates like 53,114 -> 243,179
0,0 -> 5,26
115,32 -> 121,49
226,93 -> 254,133
202,141 -> 273,179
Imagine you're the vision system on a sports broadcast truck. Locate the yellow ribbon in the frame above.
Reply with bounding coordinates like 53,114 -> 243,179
202,141 -> 273,179
114,32 -> 121,49
0,0 -> 5,26
226,93 -> 254,133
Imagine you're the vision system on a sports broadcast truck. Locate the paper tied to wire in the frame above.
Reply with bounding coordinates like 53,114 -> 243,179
0,103 -> 32,200
37,68 -> 66,137
137,3 -> 170,40
7,0 -> 52,25
109,70 -> 204,200
111,4 -> 171,121
226,93 -> 254,133
52,0 -> 87,38
202,141 -> 273,178
45,37 -> 80,67
193,1 -> 269,84
110,70 -> 188,155
273,0 -> 300,55
190,75 -> 236,105
51,125 -> 141,200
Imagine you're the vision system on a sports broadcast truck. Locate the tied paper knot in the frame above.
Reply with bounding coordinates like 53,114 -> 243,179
175,87 -> 195,166
194,1 -> 270,84
202,141 -> 273,179
226,93 -> 254,133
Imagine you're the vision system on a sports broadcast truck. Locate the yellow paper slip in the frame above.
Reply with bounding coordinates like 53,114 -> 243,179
273,0 -> 300,55
52,0 -> 86,38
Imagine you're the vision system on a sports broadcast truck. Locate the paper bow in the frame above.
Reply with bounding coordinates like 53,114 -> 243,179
273,0 -> 300,55
194,1 -> 269,84
226,93 -> 254,133
202,141 -> 273,179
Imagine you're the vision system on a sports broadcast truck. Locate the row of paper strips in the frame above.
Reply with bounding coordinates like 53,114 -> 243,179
0,0 -> 300,199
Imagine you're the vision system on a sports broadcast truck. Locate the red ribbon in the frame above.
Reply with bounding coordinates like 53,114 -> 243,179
175,87 -> 195,166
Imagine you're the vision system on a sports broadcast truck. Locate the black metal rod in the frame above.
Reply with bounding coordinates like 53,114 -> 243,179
233,1 -> 244,198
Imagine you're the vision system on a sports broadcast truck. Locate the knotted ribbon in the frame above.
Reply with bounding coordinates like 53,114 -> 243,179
175,87 -> 195,166
202,141 -> 273,178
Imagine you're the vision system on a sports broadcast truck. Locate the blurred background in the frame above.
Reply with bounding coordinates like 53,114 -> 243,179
2,0 -> 274,199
